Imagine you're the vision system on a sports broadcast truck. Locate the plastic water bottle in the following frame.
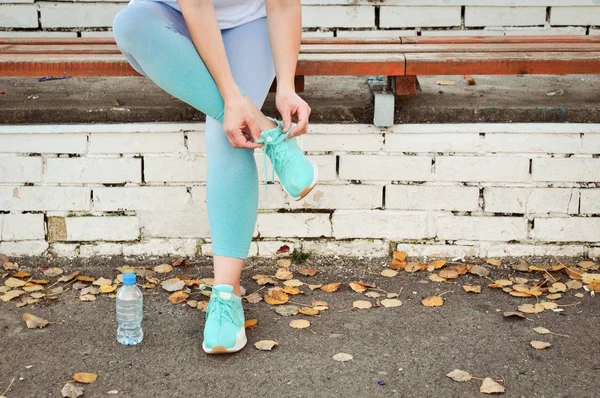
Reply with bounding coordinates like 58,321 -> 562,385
116,273 -> 143,346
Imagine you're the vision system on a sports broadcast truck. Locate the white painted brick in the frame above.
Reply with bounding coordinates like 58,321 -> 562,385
483,242 -> 587,257
310,155 -> 337,182
591,28 -> 600,35
551,6 -> 600,26
380,6 -> 461,28
339,155 -> 432,181
0,31 -> 77,37
302,6 -> 374,28
336,29 -> 416,37
123,239 -> 199,257
499,26 -> 587,35
533,218 -> 600,242
0,134 -> 87,154
49,243 -> 79,257
256,241 -> 297,257
65,217 -> 140,241
421,29 -> 502,36
466,6 -> 546,27
89,133 -> 185,154
590,247 -> 600,259
582,134 -> 600,153
202,242 -> 257,257
144,156 -> 206,182
93,187 -> 194,211
0,186 -> 90,211
80,30 -> 114,37
39,3 -> 123,28
79,242 -> 123,257
435,157 -> 529,182
484,188 -> 579,214
303,134 -> 383,152
0,241 -> 48,256
581,189 -> 600,214
187,133 -> 206,153
0,5 -> 37,28
386,133 -> 482,153
0,216 -> 3,239
386,185 -> 480,211
190,186 -> 207,208
0,156 -> 43,183
532,158 -> 600,182
302,30 -> 334,38
288,184 -> 383,210
257,213 -> 331,238
258,185 -> 288,210
138,211 -> 209,238
45,158 -> 141,184
437,216 -> 528,241
333,210 -> 435,239
395,243 -> 480,258
484,134 -> 581,154
302,239 -> 389,257
1,214 -> 45,240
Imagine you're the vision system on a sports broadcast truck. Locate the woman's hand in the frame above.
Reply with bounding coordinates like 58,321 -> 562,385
276,88 -> 311,138
223,95 -> 262,149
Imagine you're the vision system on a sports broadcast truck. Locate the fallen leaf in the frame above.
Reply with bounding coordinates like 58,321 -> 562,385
517,303 -> 544,314
308,284 -> 323,290
463,285 -> 481,294
264,289 -> 289,305
530,340 -> 551,350
12,271 -> 30,279
31,279 -> 49,285
187,300 -> 198,308
75,276 -> 95,283
566,267 -> 582,280
79,294 -> 96,302
386,293 -> 400,298
392,251 -> 406,262
480,377 -> 505,394
92,277 -> 112,287
486,259 -> 502,267
168,291 -> 189,304
436,80 -> 456,86
438,269 -> 459,279
282,286 -> 301,295
446,369 -> 472,382
352,300 -> 372,309
404,262 -> 421,273
320,282 -> 341,293
380,269 -> 398,278
283,279 -> 303,288
73,372 -> 97,384
61,382 -> 84,398
243,292 -> 263,304
23,313 -> 49,328
43,267 -> 63,277
252,274 -> 278,285
298,307 -> 319,316
381,299 -> 402,308
546,293 -> 562,300
588,281 -> 600,292
312,299 -> 329,311
244,319 -> 258,329
81,286 -> 99,296
364,291 -> 382,298
3,261 -> 18,270
153,264 -> 173,274
275,268 -> 293,281
464,75 -> 476,85
297,268 -> 318,277
512,259 -> 530,272
289,319 -> 310,329
57,272 -> 79,283
197,301 -> 208,312
30,292 -> 46,299
161,279 -> 185,292
349,282 -> 369,293
99,285 -> 118,294
275,305 -> 299,317
495,279 -> 513,287
277,259 -> 292,268
429,259 -> 447,269
548,282 -> 567,293
23,284 -> 44,293
5,277 -> 26,288
578,261 -> 596,269
582,273 -> 600,284
428,274 -> 447,283
172,258 -> 190,268
469,265 -> 490,277
1,290 -> 26,302
566,280 -> 583,290
333,353 -> 353,362
255,340 -> 278,351
503,311 -> 525,319
421,296 -> 444,307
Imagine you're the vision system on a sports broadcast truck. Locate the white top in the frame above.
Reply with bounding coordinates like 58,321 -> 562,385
129,0 -> 267,30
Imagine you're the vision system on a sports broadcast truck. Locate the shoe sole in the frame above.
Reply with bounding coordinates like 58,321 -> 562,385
281,159 -> 319,201
202,330 -> 247,355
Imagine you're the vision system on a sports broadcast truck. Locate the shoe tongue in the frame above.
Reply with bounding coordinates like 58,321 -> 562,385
213,284 -> 234,300
260,128 -> 282,143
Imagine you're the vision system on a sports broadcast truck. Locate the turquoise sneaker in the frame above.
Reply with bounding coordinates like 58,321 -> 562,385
200,284 -> 247,354
256,118 -> 318,201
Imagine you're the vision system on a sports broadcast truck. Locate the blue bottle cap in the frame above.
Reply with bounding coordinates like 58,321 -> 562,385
122,273 -> 136,286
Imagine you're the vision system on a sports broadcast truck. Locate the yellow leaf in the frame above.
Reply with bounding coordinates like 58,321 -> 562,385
566,280 -> 583,290
283,279 -> 303,288
264,289 -> 289,305
275,268 -> 293,281
197,301 -> 208,312
308,284 -> 323,290
298,307 -> 319,316
380,298 -> 402,308
495,279 -> 513,287
99,285 -> 117,293
588,281 -> 600,292
380,269 -> 398,278
92,277 -> 113,287
480,378 -> 505,394
438,269 -> 459,279
5,277 -> 26,288
578,261 -> 596,269
582,273 -> 600,284
546,293 -> 562,300
297,268 -> 318,277
548,282 -> 567,293
43,267 -> 63,277
404,262 -> 421,273
277,259 -> 292,268
517,303 -> 544,314
12,271 -> 31,279
530,340 -> 551,350
349,282 -> 369,293
392,251 -> 406,262
332,353 -> 353,362
429,274 -> 447,283
421,296 -> 444,307
282,286 -> 301,295
2,289 -> 26,302
463,285 -> 481,294
254,340 -> 278,351
75,275 -> 95,283
486,259 -> 502,266
31,279 -> 49,285
289,319 -> 310,329
244,319 -> 258,329
153,264 -> 173,274
320,282 -> 341,293
73,372 -> 98,384
23,284 -> 44,293
352,300 -> 372,309
168,291 -> 189,304
429,259 -> 447,269
446,369 -> 472,382
23,313 -> 49,329
252,274 -> 277,286
509,291 -> 532,298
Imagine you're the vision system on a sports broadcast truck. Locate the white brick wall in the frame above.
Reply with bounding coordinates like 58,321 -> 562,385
484,188 -> 579,214
437,216 -> 528,241
144,157 -> 206,183
1,214 -> 45,240
89,133 -> 185,154
0,186 -> 90,211
45,158 -> 142,184
435,157 -> 529,182
333,210 -> 436,239
0,156 -> 43,183
532,158 -> 600,182
302,6 -> 374,28
138,210 -> 209,238
386,185 -> 480,211
39,3 -> 122,28
533,218 -> 600,242
550,6 -> 600,26
0,5 -> 38,28
64,216 -> 139,241
380,6 -> 462,28
465,7 -> 547,27
0,134 -> 87,154
258,213 -> 331,238
93,187 -> 195,211
580,189 -> 600,214
339,155 -> 432,181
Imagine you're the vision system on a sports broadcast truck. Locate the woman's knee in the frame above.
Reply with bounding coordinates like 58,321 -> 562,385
113,3 -> 157,50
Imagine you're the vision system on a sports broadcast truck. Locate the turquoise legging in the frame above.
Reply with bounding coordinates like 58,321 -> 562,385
113,2 -> 275,259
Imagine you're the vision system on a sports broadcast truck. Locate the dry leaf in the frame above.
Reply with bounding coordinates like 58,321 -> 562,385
566,280 -> 583,290
575,293 -> 584,298
61,382 -> 84,398
283,279 -> 303,288
243,292 -> 263,304
353,300 -> 372,309
275,268 -> 293,281
172,258 -> 190,268
588,281 -> 600,292
161,279 -> 185,292
12,271 -> 31,279
254,340 -> 278,351
197,301 -> 208,312
404,262 -> 421,273
99,285 -> 117,294
43,267 -> 63,277
364,291 -> 382,298
3,261 -> 18,270
252,274 -> 278,285
463,285 -> 481,294
75,275 -> 95,283
421,296 -> 444,307
2,289 -> 26,302
582,273 -> 600,284
57,272 -> 79,283
244,319 -> 258,329
264,290 -> 289,305
429,274 -> 447,283
512,259 -> 529,272
469,265 -> 490,277
548,282 -> 567,293
566,268 -> 582,280
153,264 -> 173,274
23,313 -> 49,328
517,303 -> 544,314
298,307 -> 319,316
308,284 -> 323,290
540,302 -> 558,310
486,259 -> 502,267
438,269 -> 459,279
23,284 -> 44,293
429,259 -> 447,269
277,259 -> 292,268
168,291 -> 189,304
79,294 -> 96,302
282,286 -> 301,295
30,292 -> 46,299
495,279 -> 513,287
392,251 -> 406,262
320,282 -> 341,293
73,372 -> 97,384
349,282 -> 369,293
530,340 -> 551,350
275,305 -> 299,317
333,353 -> 353,362
380,269 -> 398,278
187,300 -> 198,308
480,378 -> 505,394
381,299 -> 402,308
297,268 -> 318,277
92,277 -> 112,287
289,319 -> 310,329
5,277 -> 26,288
31,279 -> 49,285
436,80 -> 456,86
446,369 -> 472,382
503,311 -> 525,319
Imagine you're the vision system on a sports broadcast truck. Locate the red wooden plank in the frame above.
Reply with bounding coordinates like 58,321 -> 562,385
400,35 -> 600,44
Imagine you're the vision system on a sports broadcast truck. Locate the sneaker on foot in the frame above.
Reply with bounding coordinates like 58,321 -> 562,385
256,118 -> 318,201
201,284 -> 247,354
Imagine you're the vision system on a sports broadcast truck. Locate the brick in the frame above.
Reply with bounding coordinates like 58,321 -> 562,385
484,188 -> 579,214
373,91 -> 395,127
465,6 -> 546,27
123,239 -> 199,257
302,134 -> 383,152
581,189 -> 600,214
301,30 -> 334,38
138,211 -> 210,238
532,158 -> 600,182
437,216 -> 528,241
80,30 -> 114,37
79,243 -> 123,257
336,29 -> 416,38
333,210 -> 435,240
483,242 -> 586,258
582,134 -> 600,154
385,133 -> 482,153
187,133 -> 206,153
257,213 -> 331,238
498,26 -> 587,35
0,5 -> 37,28
289,184 -> 383,210
339,155 -> 432,181
258,185 -> 288,210
1,214 -> 45,240
435,157 -> 529,182
302,6 -> 374,28
49,243 -> 79,257
0,31 -> 77,37
89,132 -> 185,154
144,156 -> 206,182
551,6 -> 600,26
93,187 -> 194,211
421,29 -> 502,36
395,243 -> 480,258
533,218 -> 600,242
380,6 -> 461,28
0,156 -> 43,183
64,217 -> 140,241
0,241 -> 48,256
0,134 -> 87,154
386,185 -> 480,211
484,134 -> 581,154
0,186 -> 90,211
39,3 -> 123,28
45,158 -> 141,184
302,239 -> 389,257
256,241 -> 297,257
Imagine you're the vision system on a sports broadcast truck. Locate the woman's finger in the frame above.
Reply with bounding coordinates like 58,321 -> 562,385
280,106 -> 292,132
291,105 -> 310,137
246,117 -> 262,142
